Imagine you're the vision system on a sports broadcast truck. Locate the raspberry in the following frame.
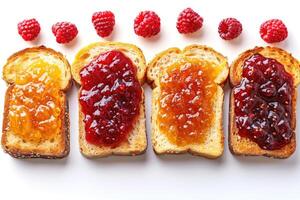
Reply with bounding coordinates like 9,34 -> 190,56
17,18 -> 41,41
176,8 -> 203,34
134,11 -> 160,38
218,18 -> 242,40
260,19 -> 288,43
92,11 -> 115,37
52,22 -> 78,44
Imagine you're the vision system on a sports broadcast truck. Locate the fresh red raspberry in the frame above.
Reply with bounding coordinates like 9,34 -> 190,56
176,8 -> 203,34
52,22 -> 78,44
17,18 -> 41,41
218,18 -> 242,40
134,11 -> 160,38
260,19 -> 288,43
92,11 -> 115,37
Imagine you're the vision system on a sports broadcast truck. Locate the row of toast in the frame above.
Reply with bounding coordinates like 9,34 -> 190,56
2,42 -> 300,159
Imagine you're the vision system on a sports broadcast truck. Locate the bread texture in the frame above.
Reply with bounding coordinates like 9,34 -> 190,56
229,46 -> 300,158
147,45 -> 229,158
72,42 -> 147,158
2,46 -> 72,159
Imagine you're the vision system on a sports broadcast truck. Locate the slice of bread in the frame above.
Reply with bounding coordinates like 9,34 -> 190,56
147,45 -> 229,158
72,42 -> 147,158
229,46 -> 300,158
2,46 -> 72,159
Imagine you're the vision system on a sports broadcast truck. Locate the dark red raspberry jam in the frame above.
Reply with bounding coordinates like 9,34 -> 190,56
79,50 -> 142,147
233,54 -> 294,150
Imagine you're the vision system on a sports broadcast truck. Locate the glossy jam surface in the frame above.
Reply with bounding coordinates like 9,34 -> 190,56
79,50 -> 142,147
158,60 -> 220,146
8,60 -> 62,143
233,54 -> 294,150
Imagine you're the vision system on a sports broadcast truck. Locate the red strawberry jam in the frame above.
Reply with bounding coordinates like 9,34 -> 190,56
79,50 -> 142,147
233,54 -> 294,150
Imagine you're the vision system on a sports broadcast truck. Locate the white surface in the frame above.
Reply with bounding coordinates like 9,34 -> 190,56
0,0 -> 300,199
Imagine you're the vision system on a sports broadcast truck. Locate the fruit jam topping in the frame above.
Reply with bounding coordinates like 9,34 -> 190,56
233,54 -> 294,150
8,60 -> 62,143
158,60 -> 220,146
79,50 -> 142,147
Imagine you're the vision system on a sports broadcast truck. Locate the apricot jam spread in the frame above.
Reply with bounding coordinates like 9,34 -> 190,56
79,50 -> 142,147
233,54 -> 294,150
158,59 -> 220,146
8,60 -> 63,143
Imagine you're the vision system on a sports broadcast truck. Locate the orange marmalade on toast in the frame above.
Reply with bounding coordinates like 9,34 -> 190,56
158,59 -> 221,146
8,60 -> 63,143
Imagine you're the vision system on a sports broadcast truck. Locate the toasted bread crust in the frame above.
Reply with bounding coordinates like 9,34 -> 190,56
230,46 -> 300,87
72,42 -> 147,158
147,45 -> 228,158
3,46 -> 72,91
1,46 -> 71,159
229,46 -> 299,158
72,42 -> 146,85
147,45 -> 228,88
147,47 -> 181,88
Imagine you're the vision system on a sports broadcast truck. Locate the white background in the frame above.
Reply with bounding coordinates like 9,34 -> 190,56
0,0 -> 299,199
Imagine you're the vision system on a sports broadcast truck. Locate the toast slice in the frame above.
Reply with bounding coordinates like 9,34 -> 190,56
72,42 -> 147,158
229,46 -> 300,158
147,45 -> 229,158
2,46 -> 72,159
